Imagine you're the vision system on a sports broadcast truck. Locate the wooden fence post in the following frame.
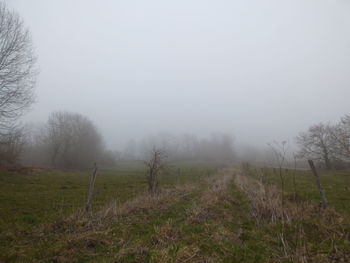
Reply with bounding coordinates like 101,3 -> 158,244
85,163 -> 98,212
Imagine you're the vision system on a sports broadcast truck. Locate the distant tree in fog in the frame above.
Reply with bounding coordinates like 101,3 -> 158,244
135,133 -> 235,162
45,112 -> 103,168
296,123 -> 334,169
0,3 -> 36,130
20,123 -> 48,165
0,125 -> 26,163
329,115 -> 350,161
122,139 -> 137,160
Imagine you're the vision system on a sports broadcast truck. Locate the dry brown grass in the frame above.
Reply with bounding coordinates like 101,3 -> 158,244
234,169 -> 347,225
234,171 -> 285,223
114,242 -> 150,262
52,231 -> 112,263
151,219 -> 179,246
186,170 -> 237,224
49,182 -> 199,235
138,244 -> 217,263
43,181 -> 201,262
234,168 -> 350,263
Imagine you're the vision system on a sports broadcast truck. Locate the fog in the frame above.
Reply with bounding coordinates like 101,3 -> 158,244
6,0 -> 350,151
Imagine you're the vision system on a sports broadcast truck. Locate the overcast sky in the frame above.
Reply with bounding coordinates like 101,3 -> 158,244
6,0 -> 350,149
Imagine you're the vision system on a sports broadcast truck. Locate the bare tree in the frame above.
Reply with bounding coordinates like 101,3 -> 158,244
0,2 -> 36,164
0,2 -> 36,130
145,148 -> 166,195
19,122 -> 49,165
296,123 -> 334,169
328,115 -> 350,161
45,112 -> 104,169
46,112 -> 73,166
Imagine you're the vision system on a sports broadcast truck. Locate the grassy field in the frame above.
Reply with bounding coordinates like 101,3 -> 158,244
0,161 -> 222,262
0,161 -> 349,262
0,161 -> 220,231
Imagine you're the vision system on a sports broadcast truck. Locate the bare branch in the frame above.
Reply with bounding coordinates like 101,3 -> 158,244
0,2 -> 37,132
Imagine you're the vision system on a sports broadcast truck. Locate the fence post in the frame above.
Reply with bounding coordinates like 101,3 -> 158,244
85,163 -> 98,212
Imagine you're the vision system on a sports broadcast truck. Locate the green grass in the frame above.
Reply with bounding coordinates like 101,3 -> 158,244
0,161 -> 349,262
0,161 -> 223,262
239,165 -> 350,262
0,161 -> 219,230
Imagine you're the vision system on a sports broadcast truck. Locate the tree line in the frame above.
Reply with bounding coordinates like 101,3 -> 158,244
0,2 -> 236,169
0,3 -> 117,169
0,111 -> 115,168
22,112 -> 114,168
0,2 -> 349,171
118,133 -> 235,162
0,109 -> 236,168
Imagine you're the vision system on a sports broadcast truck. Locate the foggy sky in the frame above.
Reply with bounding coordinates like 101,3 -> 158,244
6,0 -> 350,149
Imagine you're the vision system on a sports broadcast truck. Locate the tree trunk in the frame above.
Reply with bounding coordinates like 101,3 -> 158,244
323,148 -> 332,170
308,160 -> 328,208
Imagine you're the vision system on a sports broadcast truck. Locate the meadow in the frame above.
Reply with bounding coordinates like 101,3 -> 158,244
0,161 -> 349,262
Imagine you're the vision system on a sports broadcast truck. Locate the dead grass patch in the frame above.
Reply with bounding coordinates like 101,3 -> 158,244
186,170 -> 238,227
234,172 -> 284,223
234,168 -> 350,263
151,219 -> 179,246
175,245 -> 216,263
114,242 -> 150,262
52,232 -> 112,263
234,171 -> 347,226
49,182 -> 198,234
